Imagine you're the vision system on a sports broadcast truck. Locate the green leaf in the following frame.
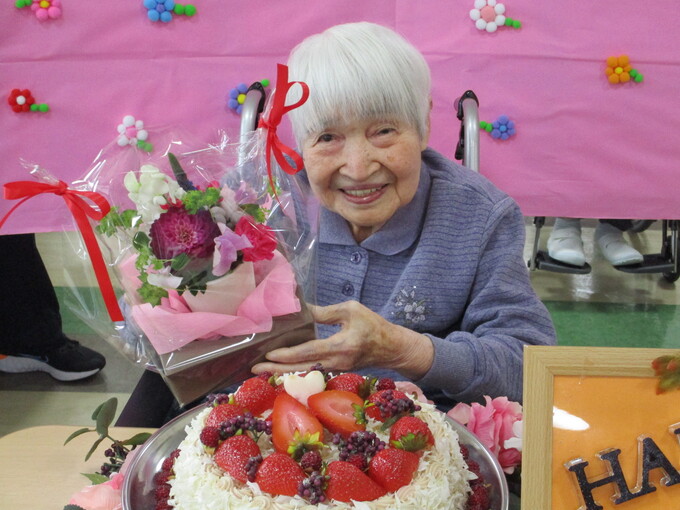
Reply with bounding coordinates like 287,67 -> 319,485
138,282 -> 169,306
123,432 -> 153,446
183,187 -> 221,214
240,203 -> 266,224
132,231 -> 151,252
64,505 -> 87,510
94,398 -> 118,436
64,427 -> 93,445
171,253 -> 190,271
84,435 -> 105,462
82,472 -> 110,485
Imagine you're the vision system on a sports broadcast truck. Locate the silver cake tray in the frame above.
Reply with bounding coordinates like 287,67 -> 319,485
122,403 -> 509,509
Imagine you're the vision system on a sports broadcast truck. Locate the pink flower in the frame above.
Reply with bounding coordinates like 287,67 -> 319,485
149,208 -> 221,261
31,0 -> 62,21
234,216 -> 277,262
213,226 -> 252,276
67,472 -> 123,510
447,395 -> 522,474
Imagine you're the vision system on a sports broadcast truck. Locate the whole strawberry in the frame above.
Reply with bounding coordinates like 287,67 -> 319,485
389,416 -> 435,452
326,373 -> 372,398
325,460 -> 387,502
254,452 -> 306,497
234,376 -> 278,416
213,435 -> 261,483
205,403 -> 246,428
368,447 -> 419,492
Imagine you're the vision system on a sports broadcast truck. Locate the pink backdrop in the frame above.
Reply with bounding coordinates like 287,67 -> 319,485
2,0 -> 679,234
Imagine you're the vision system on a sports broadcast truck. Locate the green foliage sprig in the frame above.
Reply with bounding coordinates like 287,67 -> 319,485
64,397 -> 152,483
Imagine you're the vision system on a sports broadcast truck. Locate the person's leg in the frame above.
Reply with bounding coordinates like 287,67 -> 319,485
595,220 -> 643,266
0,233 -> 106,380
547,218 -> 586,266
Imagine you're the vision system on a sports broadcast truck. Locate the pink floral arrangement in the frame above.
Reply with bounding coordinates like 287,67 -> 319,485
447,396 -> 523,474
96,151 -> 301,356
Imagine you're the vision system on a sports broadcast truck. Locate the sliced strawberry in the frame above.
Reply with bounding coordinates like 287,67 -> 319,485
213,435 -> 261,483
326,373 -> 368,396
364,389 -> 409,422
389,416 -> 435,451
368,447 -> 420,492
271,393 -> 324,456
325,460 -> 387,502
234,376 -> 278,416
254,452 -> 306,497
307,390 -> 366,438
205,403 -> 246,428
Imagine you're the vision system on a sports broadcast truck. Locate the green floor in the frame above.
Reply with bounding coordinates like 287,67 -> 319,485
544,301 -> 680,349
55,288 -> 680,350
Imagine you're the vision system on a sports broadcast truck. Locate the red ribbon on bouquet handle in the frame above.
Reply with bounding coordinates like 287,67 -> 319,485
0,180 -> 124,322
258,64 -> 309,197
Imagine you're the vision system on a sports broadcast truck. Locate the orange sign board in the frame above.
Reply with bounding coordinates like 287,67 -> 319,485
552,375 -> 680,509
522,346 -> 680,510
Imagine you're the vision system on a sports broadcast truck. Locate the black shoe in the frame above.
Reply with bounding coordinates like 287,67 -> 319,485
0,339 -> 106,381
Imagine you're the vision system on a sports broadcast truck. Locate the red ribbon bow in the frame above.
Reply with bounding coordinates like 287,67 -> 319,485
0,180 -> 124,322
258,64 -> 309,195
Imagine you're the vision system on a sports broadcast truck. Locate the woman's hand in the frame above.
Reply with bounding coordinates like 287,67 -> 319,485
251,301 -> 434,379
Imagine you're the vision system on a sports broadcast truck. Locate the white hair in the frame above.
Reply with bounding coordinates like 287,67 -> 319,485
286,22 -> 431,146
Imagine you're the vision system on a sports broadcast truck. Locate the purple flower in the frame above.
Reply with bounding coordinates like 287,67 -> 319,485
149,208 -> 221,261
213,228 -> 252,276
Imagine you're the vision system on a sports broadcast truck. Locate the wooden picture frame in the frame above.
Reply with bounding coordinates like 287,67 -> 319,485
521,345 -> 680,510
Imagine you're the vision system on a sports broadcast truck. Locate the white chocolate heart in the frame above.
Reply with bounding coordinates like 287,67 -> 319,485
283,370 -> 326,406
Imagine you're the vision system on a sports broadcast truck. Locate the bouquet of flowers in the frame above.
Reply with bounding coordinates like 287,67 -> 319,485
71,123 -> 317,405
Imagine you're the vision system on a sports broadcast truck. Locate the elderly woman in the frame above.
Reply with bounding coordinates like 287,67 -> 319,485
252,22 -> 556,405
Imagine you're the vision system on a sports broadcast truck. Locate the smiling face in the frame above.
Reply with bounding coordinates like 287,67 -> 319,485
302,117 -> 428,243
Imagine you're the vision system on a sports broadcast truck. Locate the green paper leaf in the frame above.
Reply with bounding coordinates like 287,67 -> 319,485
123,432 -> 153,446
82,472 -> 110,485
84,435 -> 105,462
94,398 -> 118,436
64,427 -> 93,445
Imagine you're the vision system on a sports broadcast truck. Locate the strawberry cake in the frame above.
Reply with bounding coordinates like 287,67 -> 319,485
157,370 -> 483,509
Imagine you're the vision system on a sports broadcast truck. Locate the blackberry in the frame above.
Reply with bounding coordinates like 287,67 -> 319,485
199,426 -> 221,448
218,412 -> 272,440
466,483 -> 490,510
338,431 -> 386,462
300,450 -> 323,473
298,471 -> 329,504
205,393 -> 231,406
376,377 -> 396,391
245,454 -> 263,482
375,390 -> 420,419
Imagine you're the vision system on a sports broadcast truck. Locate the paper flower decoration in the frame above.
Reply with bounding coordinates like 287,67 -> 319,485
605,55 -> 644,84
7,88 -> 49,113
117,115 -> 152,152
16,0 -> 62,21
480,115 -> 516,140
227,79 -> 270,115
143,0 -> 196,23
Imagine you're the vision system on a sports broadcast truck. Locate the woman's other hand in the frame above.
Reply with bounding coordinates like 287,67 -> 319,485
251,301 -> 434,379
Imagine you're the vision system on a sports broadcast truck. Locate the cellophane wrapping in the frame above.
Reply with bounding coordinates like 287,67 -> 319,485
64,126 -> 318,405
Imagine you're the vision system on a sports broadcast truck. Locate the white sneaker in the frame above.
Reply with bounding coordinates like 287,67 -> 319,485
547,218 -> 586,266
595,223 -> 643,266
